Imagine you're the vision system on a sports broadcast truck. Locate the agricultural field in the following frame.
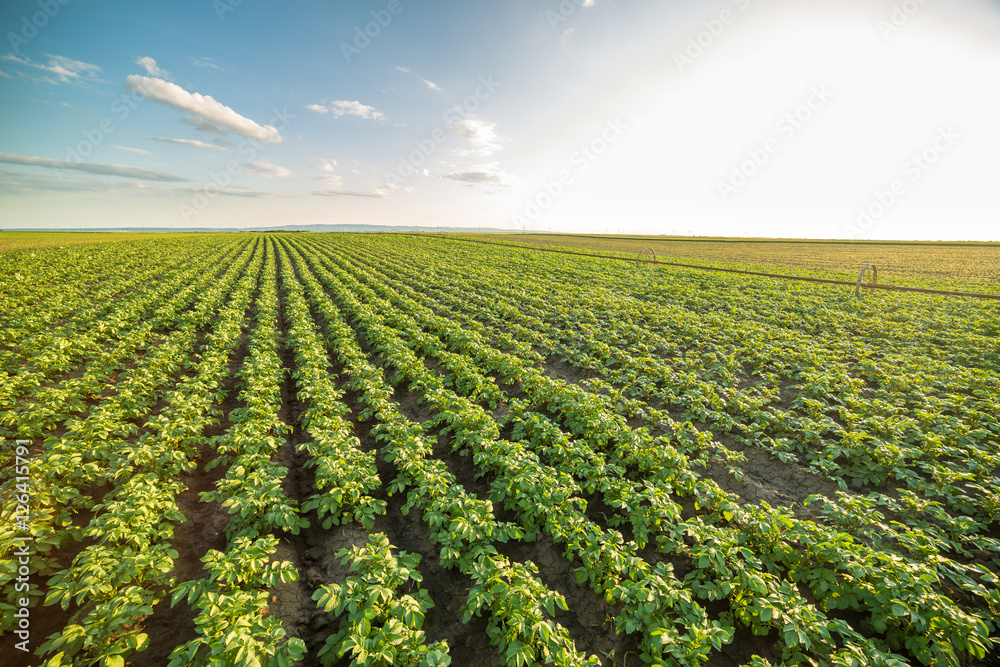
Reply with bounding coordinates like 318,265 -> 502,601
0,232 -> 187,253
464,234 -> 1000,287
1,232 -> 999,667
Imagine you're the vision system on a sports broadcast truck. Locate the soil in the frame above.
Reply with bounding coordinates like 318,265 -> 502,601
703,436 -> 841,513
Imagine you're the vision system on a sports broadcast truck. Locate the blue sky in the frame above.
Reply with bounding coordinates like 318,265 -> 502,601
1,0 -> 999,240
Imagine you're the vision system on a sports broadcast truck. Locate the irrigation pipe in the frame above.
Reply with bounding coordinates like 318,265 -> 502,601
405,234 -> 1000,301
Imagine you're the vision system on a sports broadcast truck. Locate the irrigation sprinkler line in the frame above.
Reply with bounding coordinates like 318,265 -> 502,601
403,233 -> 1000,301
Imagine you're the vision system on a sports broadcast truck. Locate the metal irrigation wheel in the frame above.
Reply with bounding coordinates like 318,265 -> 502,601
522,240 -> 550,268
855,264 -> 878,299
636,247 -> 656,268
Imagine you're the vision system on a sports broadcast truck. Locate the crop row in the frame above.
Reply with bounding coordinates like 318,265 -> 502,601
3,233 -> 996,667
291,233 -> 997,665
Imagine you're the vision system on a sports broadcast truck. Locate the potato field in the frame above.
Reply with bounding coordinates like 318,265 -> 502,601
1,233 -> 998,667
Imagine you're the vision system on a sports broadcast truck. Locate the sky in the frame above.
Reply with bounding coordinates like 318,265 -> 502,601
1,0 -> 999,240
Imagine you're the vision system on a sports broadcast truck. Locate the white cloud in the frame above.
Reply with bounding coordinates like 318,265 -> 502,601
309,158 -> 385,196
442,162 -> 513,189
111,146 -> 152,155
449,117 -> 503,156
0,169 -> 167,195
307,100 -> 385,121
18,97 -> 74,108
188,56 -> 224,71
0,69 -> 10,79
443,171 -> 496,184
38,54 -> 101,80
371,183 -> 413,196
396,65 -> 443,92
311,158 -> 344,189
320,173 -> 345,189
179,186 -> 282,198
0,54 -> 103,85
124,75 -> 282,143
241,159 -> 292,177
149,136 -> 229,151
135,56 -> 170,79
183,115 -> 228,135
312,190 -> 386,198
0,152 -> 188,182
329,100 -> 385,120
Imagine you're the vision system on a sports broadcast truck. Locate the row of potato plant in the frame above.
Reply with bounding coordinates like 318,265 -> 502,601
0,239 -> 238,401
313,533 -> 450,666
277,252 -> 386,529
0,236 -> 210,360
2,239 -> 245,439
396,244 -> 1000,613
34,241 -> 261,666
306,234 -> 997,665
393,241 -> 1000,627
169,239 -> 306,667
0,239 -> 254,640
421,238 -> 1000,537
283,239 -> 598,667
300,238 -> 909,666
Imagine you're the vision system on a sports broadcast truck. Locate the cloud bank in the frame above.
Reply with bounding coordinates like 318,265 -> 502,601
0,152 -> 188,182
307,100 -> 385,120
124,75 -> 282,142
